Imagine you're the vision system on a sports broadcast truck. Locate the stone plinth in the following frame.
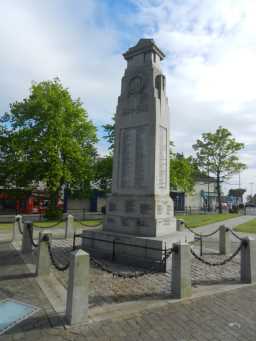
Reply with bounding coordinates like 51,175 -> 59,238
81,228 -> 193,271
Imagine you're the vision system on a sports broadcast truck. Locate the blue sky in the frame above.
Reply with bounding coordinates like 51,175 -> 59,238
1,0 -> 256,195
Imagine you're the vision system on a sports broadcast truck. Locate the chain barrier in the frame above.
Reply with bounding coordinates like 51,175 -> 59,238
73,218 -> 103,228
190,240 -> 245,266
43,235 -> 70,271
91,248 -> 174,278
90,256 -> 163,278
33,218 -> 66,229
184,222 -> 221,238
228,228 -> 244,241
162,248 -> 174,264
27,225 -> 38,248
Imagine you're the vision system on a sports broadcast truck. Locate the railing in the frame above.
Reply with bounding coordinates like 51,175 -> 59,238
73,233 -> 171,272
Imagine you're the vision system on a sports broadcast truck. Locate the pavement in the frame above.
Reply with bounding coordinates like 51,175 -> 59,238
1,215 -> 256,340
191,215 -> 255,241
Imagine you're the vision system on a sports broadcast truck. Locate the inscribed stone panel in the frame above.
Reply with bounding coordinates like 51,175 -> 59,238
135,125 -> 149,187
158,126 -> 167,188
120,128 -> 136,188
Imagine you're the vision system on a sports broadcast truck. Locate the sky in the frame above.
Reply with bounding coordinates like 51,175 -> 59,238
0,0 -> 255,196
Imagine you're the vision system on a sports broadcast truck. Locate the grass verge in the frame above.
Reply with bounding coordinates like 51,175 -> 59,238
176,213 -> 241,228
234,218 -> 256,233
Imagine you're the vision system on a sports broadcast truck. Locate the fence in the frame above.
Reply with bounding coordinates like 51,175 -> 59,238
73,233 -> 171,272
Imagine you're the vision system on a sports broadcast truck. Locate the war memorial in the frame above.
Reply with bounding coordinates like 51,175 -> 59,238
1,39 -> 256,340
81,39 -> 193,269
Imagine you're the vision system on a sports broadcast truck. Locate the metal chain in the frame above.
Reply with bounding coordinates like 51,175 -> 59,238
27,225 -> 38,248
33,219 -> 66,229
73,218 -> 103,228
45,237 -> 70,271
228,228 -> 244,241
190,241 -> 244,266
90,256 -> 160,278
162,248 -> 174,264
185,223 -> 220,238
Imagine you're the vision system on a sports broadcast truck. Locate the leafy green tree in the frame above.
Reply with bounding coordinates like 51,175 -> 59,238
193,126 -> 246,213
93,156 -> 113,193
170,153 -> 197,193
0,78 -> 97,215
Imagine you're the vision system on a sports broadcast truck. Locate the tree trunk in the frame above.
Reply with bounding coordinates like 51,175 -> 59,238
216,172 -> 222,214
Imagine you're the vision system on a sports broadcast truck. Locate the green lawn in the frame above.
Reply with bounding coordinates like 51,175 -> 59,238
0,223 -> 13,230
234,218 -> 256,233
176,213 -> 241,228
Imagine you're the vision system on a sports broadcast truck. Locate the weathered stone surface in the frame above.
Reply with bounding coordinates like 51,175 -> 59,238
21,222 -> 33,254
36,232 -> 52,276
82,39 -> 193,268
241,237 -> 256,283
104,38 -> 175,237
219,225 -> 231,255
66,249 -> 90,325
171,243 -> 192,298
65,214 -> 74,239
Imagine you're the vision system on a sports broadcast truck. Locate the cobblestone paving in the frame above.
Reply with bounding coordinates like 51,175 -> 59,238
50,239 -> 241,307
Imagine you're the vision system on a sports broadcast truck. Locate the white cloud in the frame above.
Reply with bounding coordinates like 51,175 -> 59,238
0,0 -> 124,124
132,0 -> 256,194
0,0 -> 255,194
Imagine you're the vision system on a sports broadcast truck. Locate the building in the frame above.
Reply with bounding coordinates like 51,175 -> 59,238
171,175 -> 218,213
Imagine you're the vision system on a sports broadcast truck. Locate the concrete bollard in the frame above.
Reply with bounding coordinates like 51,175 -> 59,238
241,237 -> 256,283
36,232 -> 52,276
176,219 -> 185,232
14,215 -> 23,239
65,214 -> 74,239
66,249 -> 90,325
171,242 -> 192,299
21,222 -> 33,254
219,225 -> 231,255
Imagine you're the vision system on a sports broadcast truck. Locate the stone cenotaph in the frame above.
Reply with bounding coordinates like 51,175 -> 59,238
82,39 -> 193,269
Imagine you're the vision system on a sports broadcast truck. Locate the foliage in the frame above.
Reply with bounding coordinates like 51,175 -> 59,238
102,116 -> 115,152
247,194 -> 256,205
170,153 -> 197,193
0,78 -> 97,210
93,155 -> 113,193
44,208 -> 63,220
193,126 -> 246,213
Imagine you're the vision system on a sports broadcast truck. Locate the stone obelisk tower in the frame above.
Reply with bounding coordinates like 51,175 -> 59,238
82,39 -> 193,269
103,38 -> 176,237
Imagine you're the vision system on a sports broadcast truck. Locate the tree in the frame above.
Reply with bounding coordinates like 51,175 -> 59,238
193,126 -> 246,213
170,153 -> 197,193
102,116 -> 115,152
93,156 -> 113,193
0,78 -> 97,215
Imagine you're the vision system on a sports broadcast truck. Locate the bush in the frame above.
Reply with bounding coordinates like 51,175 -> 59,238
229,206 -> 239,214
44,208 -> 63,220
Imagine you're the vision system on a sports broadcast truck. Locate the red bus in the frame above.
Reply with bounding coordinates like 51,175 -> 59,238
0,190 -> 63,214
